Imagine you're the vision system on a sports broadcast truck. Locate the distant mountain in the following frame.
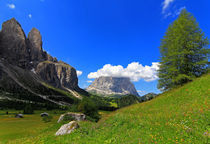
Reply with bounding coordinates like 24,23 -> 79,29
86,76 -> 139,96
0,18 -> 86,109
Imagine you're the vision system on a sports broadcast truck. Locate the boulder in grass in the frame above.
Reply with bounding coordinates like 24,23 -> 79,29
57,112 -> 86,123
55,121 -> 79,136
15,114 -> 24,118
40,112 -> 49,117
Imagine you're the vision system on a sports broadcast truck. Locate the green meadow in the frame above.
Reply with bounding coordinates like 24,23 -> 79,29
0,111 -> 61,143
1,74 -> 209,144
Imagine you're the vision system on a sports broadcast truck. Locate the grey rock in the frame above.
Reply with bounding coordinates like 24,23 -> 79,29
40,112 -> 49,117
15,114 -> 24,118
55,121 -> 79,136
57,112 -> 86,123
86,76 -> 139,96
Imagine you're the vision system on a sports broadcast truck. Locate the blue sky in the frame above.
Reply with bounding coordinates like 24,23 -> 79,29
0,0 -> 209,95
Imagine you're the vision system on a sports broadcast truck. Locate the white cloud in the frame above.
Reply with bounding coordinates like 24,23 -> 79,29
7,4 -> 15,9
76,70 -> 82,77
28,14 -> 32,18
87,80 -> 93,83
88,62 -> 160,82
164,12 -> 172,19
162,0 -> 175,13
161,0 -> 186,18
174,6 -> 186,16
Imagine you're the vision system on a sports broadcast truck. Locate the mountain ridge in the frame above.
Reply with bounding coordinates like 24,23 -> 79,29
0,18 -> 85,108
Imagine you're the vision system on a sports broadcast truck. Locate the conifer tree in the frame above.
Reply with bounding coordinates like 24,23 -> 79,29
158,9 -> 209,91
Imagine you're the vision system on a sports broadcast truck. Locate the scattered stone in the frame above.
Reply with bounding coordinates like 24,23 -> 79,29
55,121 -> 79,136
15,114 -> 23,118
57,112 -> 86,123
40,112 -> 49,117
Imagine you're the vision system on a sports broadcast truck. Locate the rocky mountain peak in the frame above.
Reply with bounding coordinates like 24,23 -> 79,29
28,28 -> 42,51
0,18 -> 29,68
27,27 -> 47,63
1,18 -> 26,40
0,18 -> 80,94
86,76 -> 139,96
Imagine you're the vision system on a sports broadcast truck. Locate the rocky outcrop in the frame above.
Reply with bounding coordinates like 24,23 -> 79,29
0,18 -> 56,69
27,28 -> 48,64
0,18 -> 83,107
36,61 -> 79,90
55,121 -> 79,136
86,77 -> 139,96
0,18 -> 29,68
57,112 -> 86,123
0,18 -> 80,91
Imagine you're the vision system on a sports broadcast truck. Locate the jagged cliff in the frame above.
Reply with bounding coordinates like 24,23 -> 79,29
36,61 -> 79,90
0,18 -> 30,68
0,18 -> 84,108
86,77 -> 139,96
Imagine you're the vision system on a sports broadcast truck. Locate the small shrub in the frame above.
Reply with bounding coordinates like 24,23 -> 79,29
68,105 -> 79,112
78,98 -> 101,122
42,115 -> 53,123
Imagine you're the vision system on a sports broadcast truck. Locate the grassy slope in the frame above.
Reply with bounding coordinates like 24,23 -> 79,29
4,74 -> 210,144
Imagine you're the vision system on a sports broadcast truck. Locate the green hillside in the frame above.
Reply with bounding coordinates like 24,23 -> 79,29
4,74 -> 210,144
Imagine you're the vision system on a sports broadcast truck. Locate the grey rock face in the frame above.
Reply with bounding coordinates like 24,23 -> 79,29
57,112 -> 86,123
36,61 -> 79,90
0,18 -> 82,106
0,18 -> 79,91
28,28 -> 47,62
0,18 -> 30,68
55,121 -> 79,136
86,77 -> 139,96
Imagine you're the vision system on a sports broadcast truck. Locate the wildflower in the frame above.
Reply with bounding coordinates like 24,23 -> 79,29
181,139 -> 184,142
203,131 -> 210,137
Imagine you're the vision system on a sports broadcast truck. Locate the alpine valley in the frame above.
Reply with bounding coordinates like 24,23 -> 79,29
0,18 -> 142,111
0,4 -> 209,143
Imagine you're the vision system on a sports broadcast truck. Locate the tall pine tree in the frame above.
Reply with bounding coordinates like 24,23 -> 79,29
158,9 -> 209,91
